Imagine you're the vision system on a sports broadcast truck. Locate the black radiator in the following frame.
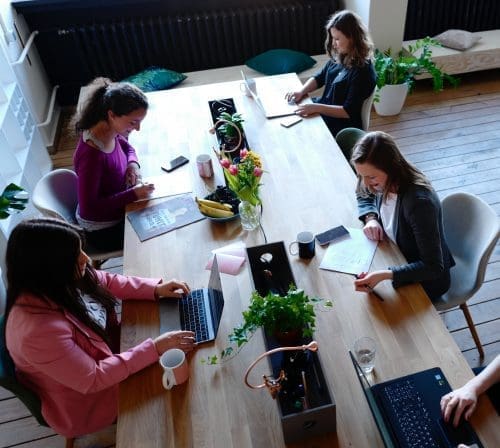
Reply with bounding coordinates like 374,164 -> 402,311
404,0 -> 500,40
15,0 -> 338,104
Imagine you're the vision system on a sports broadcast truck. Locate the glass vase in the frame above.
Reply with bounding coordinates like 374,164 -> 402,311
238,200 -> 260,231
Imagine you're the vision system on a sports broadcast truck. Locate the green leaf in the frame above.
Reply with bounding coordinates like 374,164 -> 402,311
0,183 -> 29,219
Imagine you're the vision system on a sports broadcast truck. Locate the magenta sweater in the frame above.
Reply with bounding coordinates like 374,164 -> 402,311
73,135 -> 139,222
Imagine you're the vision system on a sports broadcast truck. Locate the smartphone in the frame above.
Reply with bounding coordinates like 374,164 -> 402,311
161,155 -> 189,172
315,225 -> 349,246
280,115 -> 302,128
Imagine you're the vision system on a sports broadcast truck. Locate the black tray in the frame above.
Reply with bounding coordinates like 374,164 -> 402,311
208,98 -> 249,150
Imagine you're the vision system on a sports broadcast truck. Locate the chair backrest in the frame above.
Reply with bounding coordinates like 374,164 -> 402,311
0,315 -> 47,426
442,192 -> 500,294
335,127 -> 366,162
361,88 -> 376,131
32,169 -> 78,224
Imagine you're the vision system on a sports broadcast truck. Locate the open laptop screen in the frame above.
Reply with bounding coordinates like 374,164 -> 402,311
349,351 -> 396,448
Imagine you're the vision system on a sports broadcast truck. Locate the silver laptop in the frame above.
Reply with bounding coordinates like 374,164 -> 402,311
159,256 -> 224,343
241,70 -> 302,119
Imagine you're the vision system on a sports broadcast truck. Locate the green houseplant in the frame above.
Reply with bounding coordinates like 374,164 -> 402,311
374,37 -> 459,116
0,184 -> 28,219
202,286 -> 332,365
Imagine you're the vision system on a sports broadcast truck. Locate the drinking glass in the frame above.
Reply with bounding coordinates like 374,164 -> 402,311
354,337 -> 376,374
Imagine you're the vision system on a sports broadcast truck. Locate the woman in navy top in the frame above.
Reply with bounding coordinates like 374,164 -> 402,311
286,10 -> 376,136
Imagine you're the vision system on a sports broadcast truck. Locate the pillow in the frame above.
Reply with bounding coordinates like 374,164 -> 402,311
433,30 -> 481,51
245,49 -> 316,75
122,67 -> 187,92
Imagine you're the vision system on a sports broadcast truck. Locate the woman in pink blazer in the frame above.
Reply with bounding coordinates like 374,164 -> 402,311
4,218 -> 196,438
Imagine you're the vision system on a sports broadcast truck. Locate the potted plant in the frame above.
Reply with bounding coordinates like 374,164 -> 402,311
211,111 -> 245,157
202,285 -> 332,364
374,37 -> 459,116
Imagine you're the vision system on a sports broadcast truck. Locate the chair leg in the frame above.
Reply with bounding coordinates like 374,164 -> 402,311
459,303 -> 485,359
65,437 -> 75,448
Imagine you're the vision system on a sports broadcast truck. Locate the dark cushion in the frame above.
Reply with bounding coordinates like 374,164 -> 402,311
245,49 -> 316,76
122,67 -> 187,92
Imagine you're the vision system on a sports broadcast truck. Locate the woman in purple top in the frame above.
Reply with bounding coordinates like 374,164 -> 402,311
73,78 -> 155,251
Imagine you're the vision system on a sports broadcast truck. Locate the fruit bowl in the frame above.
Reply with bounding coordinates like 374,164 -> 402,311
198,186 -> 240,222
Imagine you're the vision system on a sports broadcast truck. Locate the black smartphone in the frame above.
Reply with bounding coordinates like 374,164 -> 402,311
161,155 -> 189,172
315,225 -> 349,246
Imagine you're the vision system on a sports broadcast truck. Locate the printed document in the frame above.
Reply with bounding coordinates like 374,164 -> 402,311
319,227 -> 378,275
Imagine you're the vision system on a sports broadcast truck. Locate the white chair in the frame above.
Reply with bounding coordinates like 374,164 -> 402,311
361,88 -> 376,131
32,169 -> 123,268
433,192 -> 500,358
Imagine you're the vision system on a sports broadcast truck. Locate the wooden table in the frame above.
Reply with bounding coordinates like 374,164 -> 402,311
118,74 -> 500,447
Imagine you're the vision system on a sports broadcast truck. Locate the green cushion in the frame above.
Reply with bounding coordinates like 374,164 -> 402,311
122,67 -> 187,92
245,49 -> 316,76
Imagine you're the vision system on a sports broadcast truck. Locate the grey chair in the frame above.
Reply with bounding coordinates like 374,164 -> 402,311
433,192 -> 500,358
335,127 -> 366,162
32,168 -> 123,268
361,88 -> 376,131
0,315 -> 75,447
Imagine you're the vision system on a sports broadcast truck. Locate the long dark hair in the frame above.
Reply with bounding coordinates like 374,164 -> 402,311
351,131 -> 431,201
324,10 -> 373,68
74,77 -> 148,132
5,218 -> 118,344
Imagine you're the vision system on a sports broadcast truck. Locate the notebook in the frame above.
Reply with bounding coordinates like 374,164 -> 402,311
241,70 -> 304,119
159,256 -> 224,343
349,351 -> 483,448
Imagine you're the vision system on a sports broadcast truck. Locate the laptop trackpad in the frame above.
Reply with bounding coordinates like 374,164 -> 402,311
159,300 -> 181,334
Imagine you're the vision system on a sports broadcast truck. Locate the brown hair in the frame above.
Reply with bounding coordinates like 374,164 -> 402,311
74,77 -> 148,132
324,10 -> 373,68
351,131 -> 431,201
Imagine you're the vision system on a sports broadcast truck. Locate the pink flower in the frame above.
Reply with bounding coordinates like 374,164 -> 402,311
253,167 -> 263,177
240,148 -> 248,159
220,158 -> 231,168
229,165 -> 238,175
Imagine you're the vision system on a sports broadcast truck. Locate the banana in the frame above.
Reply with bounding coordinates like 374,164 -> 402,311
195,197 -> 233,211
198,203 -> 234,218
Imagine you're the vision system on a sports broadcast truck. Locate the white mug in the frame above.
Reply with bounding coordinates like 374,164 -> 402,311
196,153 -> 214,178
159,348 -> 189,390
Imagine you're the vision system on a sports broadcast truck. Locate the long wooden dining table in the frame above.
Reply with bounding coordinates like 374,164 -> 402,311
118,74 -> 500,447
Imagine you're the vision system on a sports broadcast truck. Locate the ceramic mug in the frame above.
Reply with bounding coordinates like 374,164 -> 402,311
196,153 -> 214,178
289,231 -> 315,259
159,348 -> 189,390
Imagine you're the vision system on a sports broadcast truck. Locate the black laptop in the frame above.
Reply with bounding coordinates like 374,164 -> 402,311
159,257 -> 224,343
349,351 -> 483,448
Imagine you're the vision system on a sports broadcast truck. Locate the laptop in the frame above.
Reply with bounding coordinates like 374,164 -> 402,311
241,70 -> 305,119
349,351 -> 483,448
159,256 -> 224,343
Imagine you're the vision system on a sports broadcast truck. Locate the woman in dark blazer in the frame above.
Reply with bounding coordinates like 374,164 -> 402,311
351,131 -> 455,300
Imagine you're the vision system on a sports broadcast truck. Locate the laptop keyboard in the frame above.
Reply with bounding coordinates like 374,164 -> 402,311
382,379 -> 440,448
179,290 -> 209,343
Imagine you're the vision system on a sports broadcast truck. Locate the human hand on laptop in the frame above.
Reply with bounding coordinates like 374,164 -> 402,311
155,278 -> 191,299
154,330 -> 196,354
285,90 -> 306,104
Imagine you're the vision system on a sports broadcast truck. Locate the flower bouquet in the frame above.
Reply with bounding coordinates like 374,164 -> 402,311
218,148 -> 264,230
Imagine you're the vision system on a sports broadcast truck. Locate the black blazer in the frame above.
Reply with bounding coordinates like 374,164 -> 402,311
357,184 -> 455,299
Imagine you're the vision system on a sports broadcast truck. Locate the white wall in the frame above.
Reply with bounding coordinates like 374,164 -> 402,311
0,0 -> 60,149
343,0 -> 408,52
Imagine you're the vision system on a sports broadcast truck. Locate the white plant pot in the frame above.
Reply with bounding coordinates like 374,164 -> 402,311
374,83 -> 409,116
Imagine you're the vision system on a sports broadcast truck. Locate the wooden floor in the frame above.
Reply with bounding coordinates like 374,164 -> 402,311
2,69 -> 499,447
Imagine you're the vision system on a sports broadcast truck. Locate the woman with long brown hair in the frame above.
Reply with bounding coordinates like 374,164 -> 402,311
351,131 -> 455,300
286,9 -> 376,136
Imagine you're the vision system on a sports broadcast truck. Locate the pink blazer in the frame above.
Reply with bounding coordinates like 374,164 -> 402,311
6,271 -> 161,438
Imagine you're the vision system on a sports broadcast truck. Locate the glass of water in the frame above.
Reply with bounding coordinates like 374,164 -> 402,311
354,337 -> 376,374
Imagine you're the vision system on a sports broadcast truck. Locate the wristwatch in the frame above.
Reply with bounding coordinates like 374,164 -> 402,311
364,213 -> 378,224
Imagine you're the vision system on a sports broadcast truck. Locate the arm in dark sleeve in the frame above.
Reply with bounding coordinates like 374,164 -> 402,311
313,60 -> 330,89
357,192 -> 379,222
390,196 -> 445,287
343,65 -> 376,119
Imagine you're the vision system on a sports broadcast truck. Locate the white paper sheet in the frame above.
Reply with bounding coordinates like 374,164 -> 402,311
134,173 -> 192,202
319,227 -> 378,275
